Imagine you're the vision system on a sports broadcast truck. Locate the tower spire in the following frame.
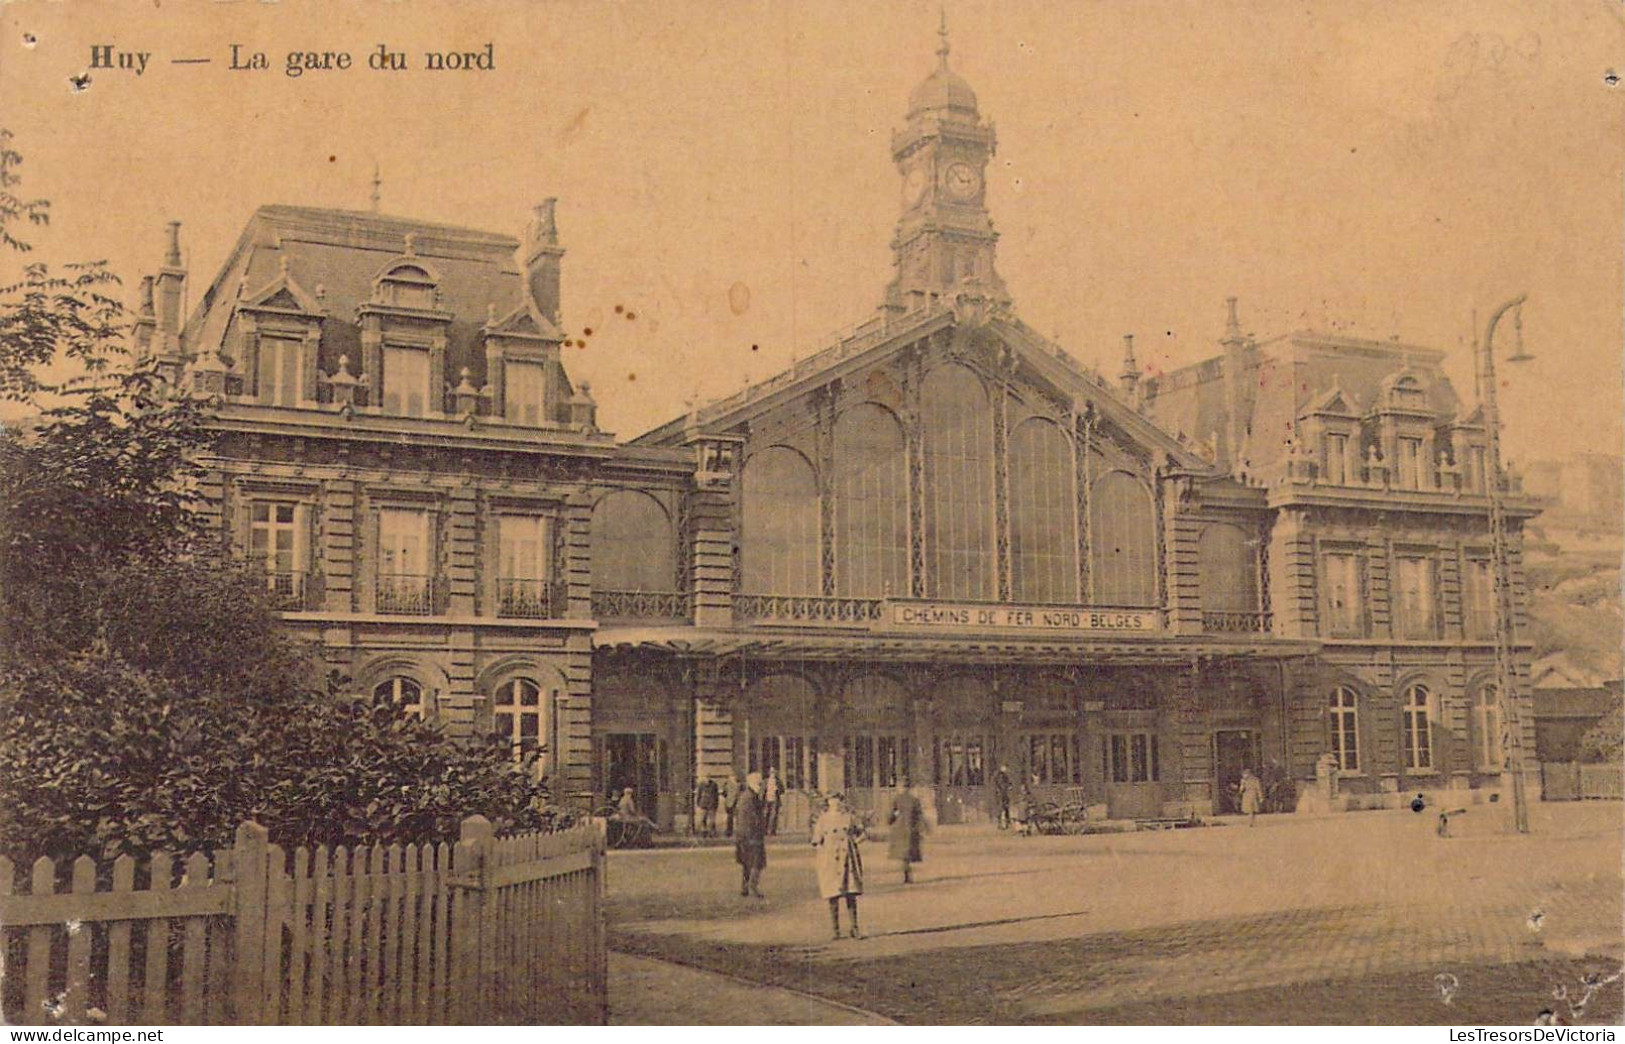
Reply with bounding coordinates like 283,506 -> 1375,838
370,163 -> 382,213
937,7 -> 951,67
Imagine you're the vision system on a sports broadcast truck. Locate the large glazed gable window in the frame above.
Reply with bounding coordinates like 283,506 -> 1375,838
832,403 -> 909,598
1089,470 -> 1156,607
1008,417 -> 1077,603
593,490 -> 676,593
1198,523 -> 1258,612
921,364 -> 994,600
740,447 -> 820,596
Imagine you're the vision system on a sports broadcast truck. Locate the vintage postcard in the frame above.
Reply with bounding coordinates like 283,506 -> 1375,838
0,0 -> 1621,1029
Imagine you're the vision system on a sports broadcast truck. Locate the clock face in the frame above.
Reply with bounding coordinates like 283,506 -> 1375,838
903,166 -> 929,208
944,162 -> 981,200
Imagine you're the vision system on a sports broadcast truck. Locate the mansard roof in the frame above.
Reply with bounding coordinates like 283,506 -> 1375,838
635,301 -> 1216,473
182,205 -> 540,390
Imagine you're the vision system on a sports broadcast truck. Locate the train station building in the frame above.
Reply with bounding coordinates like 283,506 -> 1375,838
151,30 -> 1540,829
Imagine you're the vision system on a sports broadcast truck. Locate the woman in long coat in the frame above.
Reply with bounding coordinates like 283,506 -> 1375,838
887,785 -> 925,884
1238,768 -> 1264,826
811,793 -> 865,939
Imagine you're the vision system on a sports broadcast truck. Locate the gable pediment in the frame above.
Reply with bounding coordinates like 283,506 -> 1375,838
644,303 -> 1212,474
486,301 -> 563,343
240,257 -> 325,317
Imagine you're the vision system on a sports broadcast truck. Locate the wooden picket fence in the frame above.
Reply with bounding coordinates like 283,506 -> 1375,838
0,816 -> 607,1026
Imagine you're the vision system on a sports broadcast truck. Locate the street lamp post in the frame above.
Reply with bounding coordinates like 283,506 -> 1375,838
1479,294 -> 1533,834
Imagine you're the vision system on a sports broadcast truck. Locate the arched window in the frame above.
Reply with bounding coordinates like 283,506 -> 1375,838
832,404 -> 910,598
740,447 -> 820,596
1328,686 -> 1359,772
493,677 -> 546,760
374,676 -> 426,720
593,490 -> 676,593
1199,523 -> 1258,612
1401,682 -> 1434,771
921,364 -> 994,600
1009,417 -> 1078,603
1090,470 -> 1156,606
1470,682 -> 1503,771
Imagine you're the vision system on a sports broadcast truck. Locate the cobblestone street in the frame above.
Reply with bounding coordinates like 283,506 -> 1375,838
606,803 -> 1624,1024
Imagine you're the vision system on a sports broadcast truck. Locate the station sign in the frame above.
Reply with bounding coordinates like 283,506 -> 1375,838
882,601 -> 1160,634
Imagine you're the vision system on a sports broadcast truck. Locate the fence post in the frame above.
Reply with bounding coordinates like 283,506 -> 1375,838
593,819 -> 609,1025
451,815 -> 495,1025
231,821 -> 270,1025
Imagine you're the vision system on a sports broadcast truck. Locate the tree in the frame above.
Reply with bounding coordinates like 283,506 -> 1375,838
0,129 -> 566,863
1578,705 -> 1623,764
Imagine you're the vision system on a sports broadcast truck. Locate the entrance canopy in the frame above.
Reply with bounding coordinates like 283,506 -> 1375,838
594,625 -> 1319,666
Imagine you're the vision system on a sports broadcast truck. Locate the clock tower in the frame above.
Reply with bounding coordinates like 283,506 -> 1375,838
883,16 -> 1008,317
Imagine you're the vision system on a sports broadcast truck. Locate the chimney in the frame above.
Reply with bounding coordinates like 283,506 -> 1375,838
155,221 -> 186,344
523,199 -> 565,325
132,275 -> 156,358
1220,296 -> 1255,470
1117,334 -> 1140,399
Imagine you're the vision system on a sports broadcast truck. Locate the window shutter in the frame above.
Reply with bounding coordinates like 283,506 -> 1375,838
301,332 -> 319,405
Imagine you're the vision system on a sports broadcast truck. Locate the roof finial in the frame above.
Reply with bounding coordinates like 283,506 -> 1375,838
937,6 -> 950,67
370,163 -> 382,213
1224,295 -> 1242,341
164,221 -> 182,267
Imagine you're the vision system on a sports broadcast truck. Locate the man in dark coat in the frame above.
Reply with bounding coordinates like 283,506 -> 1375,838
695,776 -> 719,837
734,771 -> 768,897
888,783 -> 926,884
993,765 -> 1013,830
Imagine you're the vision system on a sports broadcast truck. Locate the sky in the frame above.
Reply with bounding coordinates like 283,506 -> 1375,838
1,0 -> 1621,463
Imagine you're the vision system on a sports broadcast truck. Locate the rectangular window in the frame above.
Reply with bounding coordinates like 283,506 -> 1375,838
504,359 -> 546,426
1464,446 -> 1487,493
936,737 -> 985,787
497,514 -> 552,618
1397,437 -> 1424,490
249,501 -> 308,605
1324,433 -> 1348,485
382,345 -> 430,417
1321,552 -> 1365,637
846,735 -> 875,790
1463,557 -> 1495,638
1394,555 -> 1438,638
256,336 -> 303,406
1108,732 -> 1159,784
377,507 -> 434,615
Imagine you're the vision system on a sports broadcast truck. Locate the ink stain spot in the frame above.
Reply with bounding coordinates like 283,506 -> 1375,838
21,32 -> 38,48
728,280 -> 751,316
68,71 -> 90,93
751,344 -> 759,352
583,327 -> 593,337
614,304 -> 624,315
626,311 -> 637,320
627,373 -> 636,382
329,155 -> 336,163
1606,69 -> 1620,88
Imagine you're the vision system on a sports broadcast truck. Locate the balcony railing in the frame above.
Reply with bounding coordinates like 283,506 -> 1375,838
734,594 -> 884,625
1201,610 -> 1273,634
265,570 -> 319,611
376,573 -> 440,616
497,578 -> 560,620
591,588 -> 690,620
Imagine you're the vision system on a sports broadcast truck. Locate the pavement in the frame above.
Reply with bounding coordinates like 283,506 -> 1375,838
604,801 -> 1625,1024
608,952 -> 893,1025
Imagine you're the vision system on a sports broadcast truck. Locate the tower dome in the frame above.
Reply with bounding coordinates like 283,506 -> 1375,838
907,15 -> 978,118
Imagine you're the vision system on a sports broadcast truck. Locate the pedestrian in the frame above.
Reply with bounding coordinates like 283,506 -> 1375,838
888,781 -> 925,884
695,776 -> 719,838
720,773 -> 738,837
734,771 -> 768,898
812,792 -> 865,939
993,764 -> 1012,830
1238,768 -> 1264,826
1014,780 -> 1034,836
765,767 -> 782,835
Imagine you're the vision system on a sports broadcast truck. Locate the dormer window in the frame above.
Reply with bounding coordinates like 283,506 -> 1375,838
504,358 -> 547,425
376,262 -> 438,310
382,344 -> 430,417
